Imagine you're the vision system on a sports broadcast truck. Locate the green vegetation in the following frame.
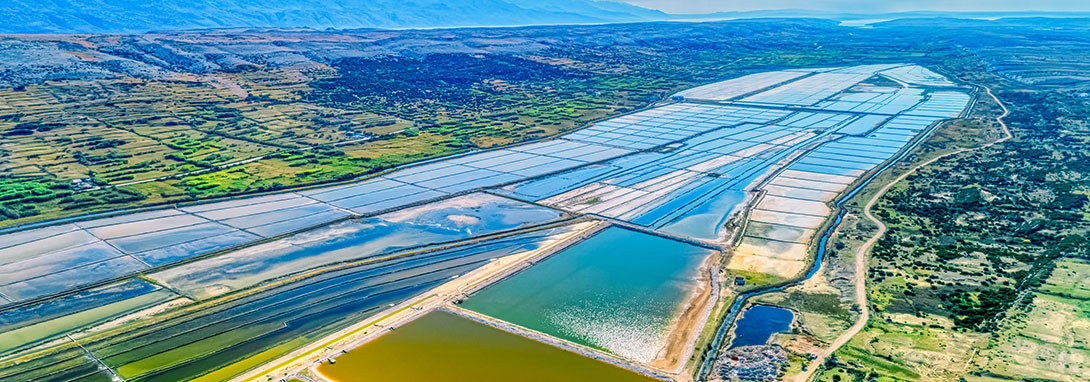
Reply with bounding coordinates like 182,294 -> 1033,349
0,177 -> 64,219
0,72 -> 415,227
728,269 -> 790,289
0,175 -> 146,220
822,62 -> 1090,381
970,257 -> 1090,381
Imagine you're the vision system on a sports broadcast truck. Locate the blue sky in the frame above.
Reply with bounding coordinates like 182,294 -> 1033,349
619,0 -> 1090,14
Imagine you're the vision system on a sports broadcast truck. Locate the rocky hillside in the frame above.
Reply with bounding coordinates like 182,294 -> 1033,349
0,0 -> 666,33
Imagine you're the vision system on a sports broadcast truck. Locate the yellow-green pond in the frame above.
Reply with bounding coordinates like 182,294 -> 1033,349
317,310 -> 659,382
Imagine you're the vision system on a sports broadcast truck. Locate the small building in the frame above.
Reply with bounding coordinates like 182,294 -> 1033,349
344,131 -> 371,139
71,178 -> 93,190
735,276 -> 746,286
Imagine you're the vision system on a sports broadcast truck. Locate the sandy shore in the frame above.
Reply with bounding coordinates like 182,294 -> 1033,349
650,252 -> 720,379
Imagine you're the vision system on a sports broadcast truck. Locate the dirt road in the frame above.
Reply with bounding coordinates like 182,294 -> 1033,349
795,87 -> 1010,381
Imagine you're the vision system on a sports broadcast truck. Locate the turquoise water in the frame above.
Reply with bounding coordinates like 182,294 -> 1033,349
462,227 -> 713,362
728,305 -> 794,348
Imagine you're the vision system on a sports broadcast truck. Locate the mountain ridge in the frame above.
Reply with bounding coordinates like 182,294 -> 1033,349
3,1 -> 1090,34
0,0 -> 666,33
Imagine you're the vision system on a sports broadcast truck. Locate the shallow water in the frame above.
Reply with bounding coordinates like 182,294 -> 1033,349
318,310 -> 658,382
74,229 -> 572,381
150,193 -> 564,299
462,227 -> 712,362
657,189 -> 745,241
0,279 -> 159,332
729,305 -> 794,348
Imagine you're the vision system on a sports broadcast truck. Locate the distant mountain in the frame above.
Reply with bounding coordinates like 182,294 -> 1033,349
681,9 -> 1090,24
0,0 -> 668,33
3,1 -> 1089,34
868,16 -> 1090,28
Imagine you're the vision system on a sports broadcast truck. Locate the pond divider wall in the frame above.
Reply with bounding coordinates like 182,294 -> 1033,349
442,306 -> 674,382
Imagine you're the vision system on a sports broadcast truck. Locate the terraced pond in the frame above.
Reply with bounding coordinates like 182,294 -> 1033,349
461,226 -> 713,363
318,310 -> 659,382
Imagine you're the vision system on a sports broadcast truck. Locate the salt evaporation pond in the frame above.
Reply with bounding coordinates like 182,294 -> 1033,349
656,189 -> 746,241
318,311 -> 657,382
150,193 -> 564,299
461,226 -> 713,363
728,305 -> 794,348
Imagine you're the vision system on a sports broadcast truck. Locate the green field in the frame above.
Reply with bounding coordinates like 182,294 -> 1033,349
971,258 -> 1090,381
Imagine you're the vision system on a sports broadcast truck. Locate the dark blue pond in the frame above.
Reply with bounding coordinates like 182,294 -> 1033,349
728,305 -> 794,348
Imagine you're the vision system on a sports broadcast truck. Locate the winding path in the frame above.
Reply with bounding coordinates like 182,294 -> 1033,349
796,86 -> 1011,381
